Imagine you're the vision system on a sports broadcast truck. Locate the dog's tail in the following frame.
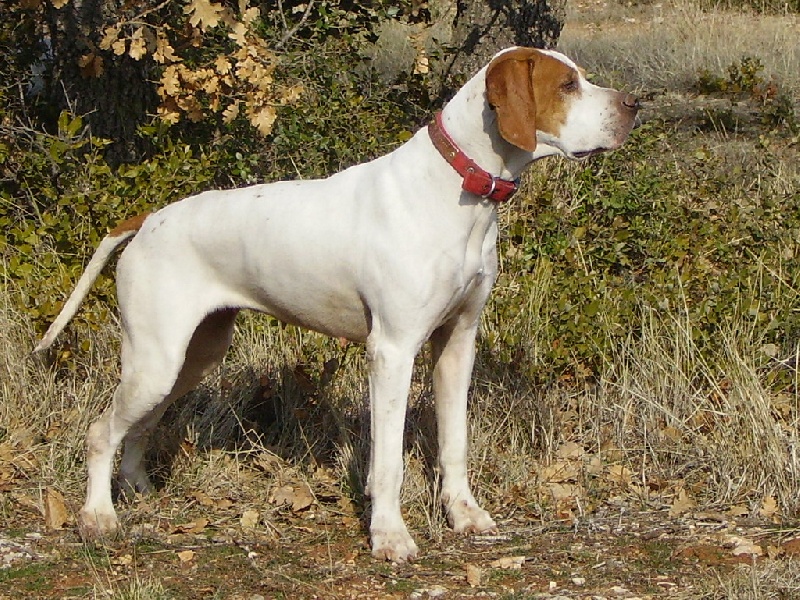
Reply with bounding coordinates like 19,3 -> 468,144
33,213 -> 150,353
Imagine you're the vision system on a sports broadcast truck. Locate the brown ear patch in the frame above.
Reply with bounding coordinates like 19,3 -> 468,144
486,48 -> 540,152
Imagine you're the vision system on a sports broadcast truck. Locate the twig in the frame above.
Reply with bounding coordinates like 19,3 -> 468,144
276,0 -> 316,49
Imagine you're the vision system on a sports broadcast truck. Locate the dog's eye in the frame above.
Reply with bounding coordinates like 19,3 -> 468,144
562,79 -> 579,93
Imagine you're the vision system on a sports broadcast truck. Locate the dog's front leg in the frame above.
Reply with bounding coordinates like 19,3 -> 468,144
365,338 -> 419,562
431,321 -> 497,535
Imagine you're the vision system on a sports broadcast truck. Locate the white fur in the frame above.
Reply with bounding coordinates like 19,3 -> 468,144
36,48 -> 638,562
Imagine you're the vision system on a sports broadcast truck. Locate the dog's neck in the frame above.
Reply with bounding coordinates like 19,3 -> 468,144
440,65 -> 561,182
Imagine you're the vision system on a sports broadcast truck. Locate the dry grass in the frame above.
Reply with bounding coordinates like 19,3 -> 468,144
560,0 -> 800,91
3,2 -> 800,596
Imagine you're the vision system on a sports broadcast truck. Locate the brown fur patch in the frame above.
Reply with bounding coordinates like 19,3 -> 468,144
109,213 -> 150,238
486,49 -> 580,150
530,53 -> 578,138
486,48 -> 540,152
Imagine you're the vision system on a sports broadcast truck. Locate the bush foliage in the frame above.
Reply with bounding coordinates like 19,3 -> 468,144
1,0 -> 798,386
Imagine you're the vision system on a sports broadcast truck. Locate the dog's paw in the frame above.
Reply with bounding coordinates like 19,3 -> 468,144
370,528 -> 419,563
447,500 -> 497,535
78,508 -> 120,541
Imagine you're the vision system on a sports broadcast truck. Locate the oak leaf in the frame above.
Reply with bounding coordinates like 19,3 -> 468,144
154,33 -> 180,64
99,26 -> 120,51
669,488 -> 696,517
184,0 -> 224,31
44,488 -> 68,530
128,28 -> 147,61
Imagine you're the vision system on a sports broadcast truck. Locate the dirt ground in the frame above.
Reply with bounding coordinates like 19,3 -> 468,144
3,2 -> 800,598
2,451 -> 800,600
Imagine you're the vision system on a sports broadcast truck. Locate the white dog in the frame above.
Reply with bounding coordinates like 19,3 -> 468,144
36,47 -> 639,562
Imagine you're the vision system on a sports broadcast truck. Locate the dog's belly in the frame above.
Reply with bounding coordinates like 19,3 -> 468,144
243,286 -> 371,343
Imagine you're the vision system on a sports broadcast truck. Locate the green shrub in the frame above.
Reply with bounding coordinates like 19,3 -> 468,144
1,112 -> 219,340
490,121 -> 800,382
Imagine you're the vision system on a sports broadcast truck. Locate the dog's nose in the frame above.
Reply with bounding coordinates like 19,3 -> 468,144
622,94 -> 641,113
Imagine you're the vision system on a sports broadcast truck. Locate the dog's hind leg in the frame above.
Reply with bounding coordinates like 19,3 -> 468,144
78,307 -> 238,540
117,308 -> 239,496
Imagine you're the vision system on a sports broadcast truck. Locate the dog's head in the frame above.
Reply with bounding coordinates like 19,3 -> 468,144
486,47 -> 639,159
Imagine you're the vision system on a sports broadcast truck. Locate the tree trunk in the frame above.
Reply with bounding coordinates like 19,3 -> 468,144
431,0 -> 566,97
44,0 -> 157,165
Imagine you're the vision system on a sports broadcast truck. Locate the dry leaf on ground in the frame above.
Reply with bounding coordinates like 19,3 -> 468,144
44,488 -> 68,530
240,509 -> 260,529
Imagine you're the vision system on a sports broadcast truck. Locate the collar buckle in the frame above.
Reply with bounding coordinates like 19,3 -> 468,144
428,112 -> 518,203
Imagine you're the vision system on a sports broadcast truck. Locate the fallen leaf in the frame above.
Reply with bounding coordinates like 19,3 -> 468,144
722,534 -> 763,557
728,504 -> 749,518
490,556 -> 526,569
539,461 -> 579,483
546,482 -> 583,501
782,538 -> 800,556
556,441 -> 584,459
240,509 -> 259,529
271,483 -> 314,512
586,455 -> 604,475
759,495 -> 779,519
44,488 -> 68,530
112,554 -> 133,566
189,490 -> 214,507
177,549 -> 195,562
215,497 -> 234,510
669,488 -> 695,517
607,464 -> 633,486
465,563 -> 481,587
173,518 -> 209,534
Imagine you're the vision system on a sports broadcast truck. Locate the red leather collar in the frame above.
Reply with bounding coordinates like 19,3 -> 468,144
427,111 -> 518,203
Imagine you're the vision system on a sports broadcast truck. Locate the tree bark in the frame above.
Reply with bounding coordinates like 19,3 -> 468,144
431,0 -> 566,98
44,0 -> 158,165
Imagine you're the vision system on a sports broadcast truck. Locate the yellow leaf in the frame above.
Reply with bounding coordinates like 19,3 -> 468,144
222,102 -> 240,124
128,28 -> 147,61
202,76 -> 220,94
248,104 -> 277,136
759,495 -> 779,519
157,100 -> 182,124
154,32 -> 180,64
177,549 -> 195,562
51,0 -> 69,8
240,509 -> 259,528
228,21 -> 247,46
281,84 -> 303,104
214,55 -> 232,75
112,38 -> 127,56
465,563 -> 481,587
184,0 -> 224,31
159,65 -> 182,97
44,488 -> 68,530
669,488 -> 696,517
99,26 -> 120,51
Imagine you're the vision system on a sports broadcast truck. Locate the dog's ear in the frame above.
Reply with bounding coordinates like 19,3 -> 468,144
486,48 -> 539,152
